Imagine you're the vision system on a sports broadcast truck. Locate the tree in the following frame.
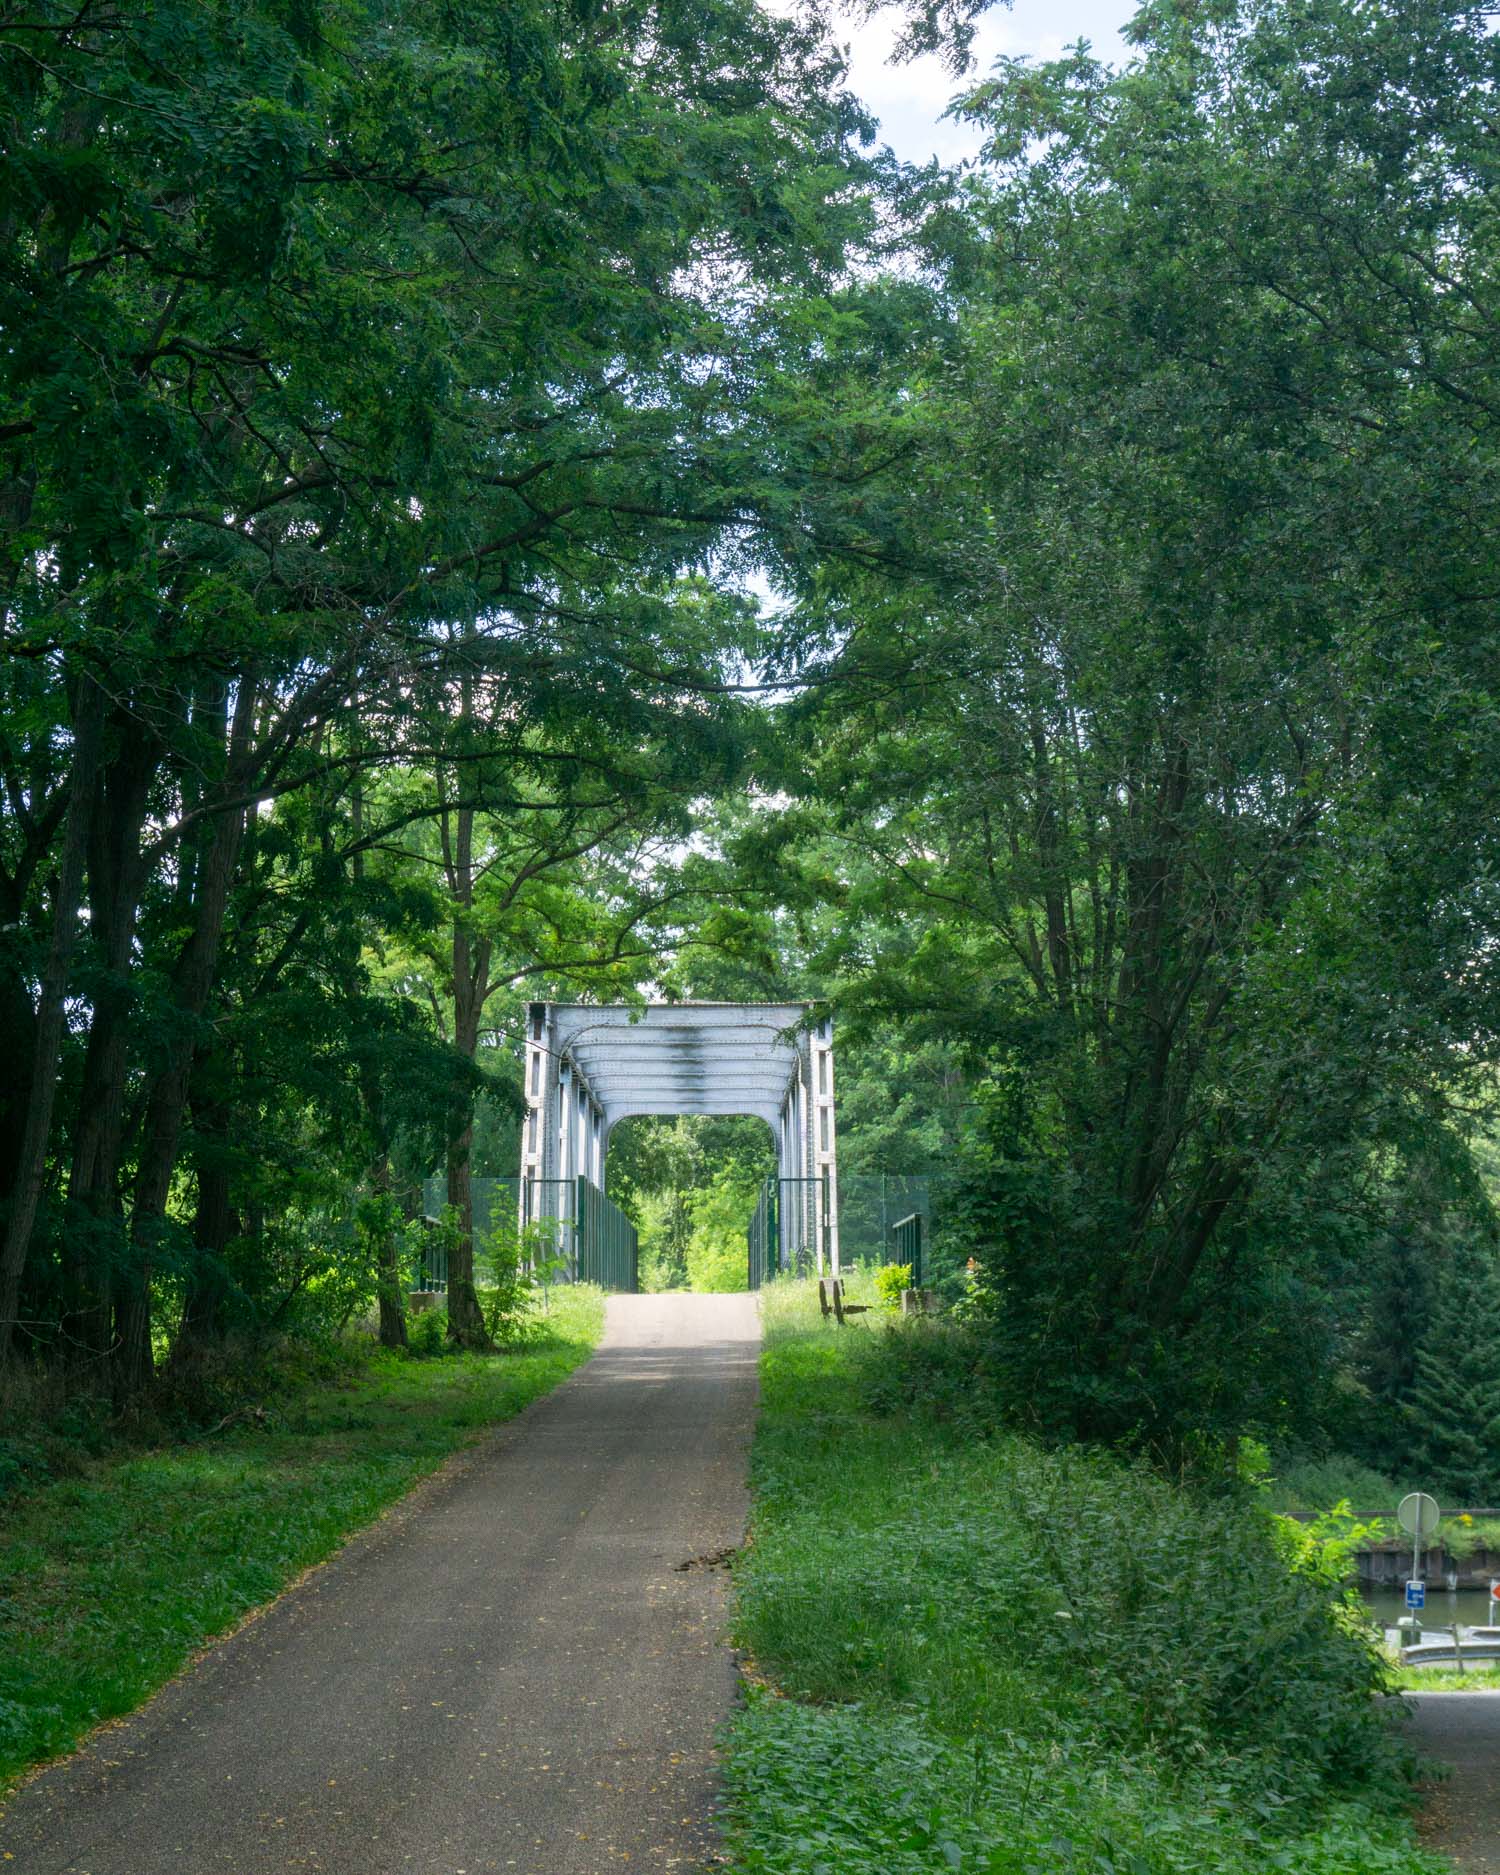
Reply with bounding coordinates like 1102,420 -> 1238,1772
0,0 -> 881,1383
741,0 -> 1500,1455
1406,1241 -> 1500,1507
686,1169 -> 759,1293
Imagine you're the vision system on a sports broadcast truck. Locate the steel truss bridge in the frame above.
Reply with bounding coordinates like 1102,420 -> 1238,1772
412,1002 -> 938,1295
520,1001 -> 840,1287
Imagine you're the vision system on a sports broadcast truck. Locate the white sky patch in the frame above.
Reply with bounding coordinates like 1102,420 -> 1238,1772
839,0 -> 1135,166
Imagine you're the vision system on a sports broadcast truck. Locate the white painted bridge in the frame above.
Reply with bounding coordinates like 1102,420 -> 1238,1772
519,1001 -> 841,1276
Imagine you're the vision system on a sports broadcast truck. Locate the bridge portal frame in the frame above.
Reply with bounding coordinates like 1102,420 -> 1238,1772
520,1001 -> 840,1276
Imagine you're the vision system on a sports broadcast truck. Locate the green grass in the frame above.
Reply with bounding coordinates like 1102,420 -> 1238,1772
0,1286 -> 603,1790
1394,1663 -> 1500,1691
723,1282 -> 1442,1875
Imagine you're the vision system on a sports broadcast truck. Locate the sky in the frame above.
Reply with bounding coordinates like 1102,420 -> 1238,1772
842,0 -> 1137,166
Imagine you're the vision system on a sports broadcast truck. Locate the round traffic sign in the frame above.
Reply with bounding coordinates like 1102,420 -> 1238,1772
1490,1581 -> 1500,1602
1397,1492 -> 1441,1538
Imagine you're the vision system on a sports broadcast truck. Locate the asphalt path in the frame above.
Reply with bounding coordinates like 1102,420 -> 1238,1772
0,1292 -> 760,1875
1407,1692 -> 1500,1871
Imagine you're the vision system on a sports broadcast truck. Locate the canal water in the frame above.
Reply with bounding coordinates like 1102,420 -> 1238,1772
1361,1586 -> 1498,1631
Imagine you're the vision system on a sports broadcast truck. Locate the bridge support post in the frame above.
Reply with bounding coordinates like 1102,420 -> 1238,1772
811,1016 -> 839,1277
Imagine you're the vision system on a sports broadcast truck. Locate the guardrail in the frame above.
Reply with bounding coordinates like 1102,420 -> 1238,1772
1401,1626 -> 1500,1667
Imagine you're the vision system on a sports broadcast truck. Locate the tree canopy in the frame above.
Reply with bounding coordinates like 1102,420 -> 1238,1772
4,0 -> 1500,1485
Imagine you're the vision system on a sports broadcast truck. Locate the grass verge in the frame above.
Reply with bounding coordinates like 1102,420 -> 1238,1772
1392,1663 -> 1500,1692
0,1285 -> 603,1790
724,1279 -> 1442,1875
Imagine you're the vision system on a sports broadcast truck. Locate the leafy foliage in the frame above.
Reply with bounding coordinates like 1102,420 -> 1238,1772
874,1262 -> 911,1309
730,0 -> 1500,1461
726,1285 -> 1439,1875
608,1115 -> 772,1291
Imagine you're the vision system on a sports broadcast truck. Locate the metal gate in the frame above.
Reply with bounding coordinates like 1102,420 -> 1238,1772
747,1175 -> 830,1288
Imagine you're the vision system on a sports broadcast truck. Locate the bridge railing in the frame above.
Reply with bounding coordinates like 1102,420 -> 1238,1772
573,1176 -> 638,1292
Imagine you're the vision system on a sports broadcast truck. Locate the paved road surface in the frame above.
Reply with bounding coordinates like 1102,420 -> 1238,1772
0,1292 -> 760,1875
1407,1692 -> 1500,1871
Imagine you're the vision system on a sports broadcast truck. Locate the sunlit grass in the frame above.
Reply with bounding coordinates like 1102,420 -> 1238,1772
1392,1662 -> 1500,1691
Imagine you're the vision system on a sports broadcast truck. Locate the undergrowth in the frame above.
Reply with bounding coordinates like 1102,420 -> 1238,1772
0,1284 -> 603,1789
724,1282 -> 1441,1875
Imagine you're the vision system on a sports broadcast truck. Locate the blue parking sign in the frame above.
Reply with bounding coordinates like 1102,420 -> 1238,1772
1406,1580 -> 1426,1610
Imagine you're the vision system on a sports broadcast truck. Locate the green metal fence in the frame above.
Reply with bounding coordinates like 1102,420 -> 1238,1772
419,1172 -> 637,1292
746,1175 -> 830,1288
891,1210 -> 925,1288
837,1174 -> 933,1264
747,1177 -> 779,1289
409,1219 -> 449,1292
746,1172 -> 949,1291
573,1175 -> 638,1292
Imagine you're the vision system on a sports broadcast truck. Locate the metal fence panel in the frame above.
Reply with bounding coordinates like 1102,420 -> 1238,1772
419,1173 -> 637,1293
745,1171 -> 953,1291
891,1211 -> 925,1288
574,1176 -> 639,1292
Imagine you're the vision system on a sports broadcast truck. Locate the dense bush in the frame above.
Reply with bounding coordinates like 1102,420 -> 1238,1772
873,1263 -> 911,1310
1270,1454 -> 1404,1516
725,1286 -> 1437,1875
405,1307 -> 450,1358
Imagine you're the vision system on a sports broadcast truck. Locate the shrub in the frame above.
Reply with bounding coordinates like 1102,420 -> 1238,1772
1270,1452 -> 1402,1515
873,1263 -> 912,1310
1437,1514 -> 1500,1561
726,1285 -> 1436,1875
405,1306 -> 449,1357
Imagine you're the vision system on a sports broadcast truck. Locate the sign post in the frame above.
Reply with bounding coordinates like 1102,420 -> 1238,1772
1396,1493 -> 1441,1640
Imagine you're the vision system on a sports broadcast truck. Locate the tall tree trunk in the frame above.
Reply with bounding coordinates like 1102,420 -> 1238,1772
175,1102 -> 239,1351
0,675 -> 105,1367
370,1153 -> 409,1350
116,680 -> 254,1396
62,722 -> 156,1362
0,970 -> 37,1208
442,794 -> 492,1352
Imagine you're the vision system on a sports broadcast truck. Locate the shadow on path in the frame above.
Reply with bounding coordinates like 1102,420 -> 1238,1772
0,1292 -> 760,1875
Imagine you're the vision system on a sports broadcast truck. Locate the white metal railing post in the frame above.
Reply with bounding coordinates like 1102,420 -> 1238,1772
520,1002 -> 550,1245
